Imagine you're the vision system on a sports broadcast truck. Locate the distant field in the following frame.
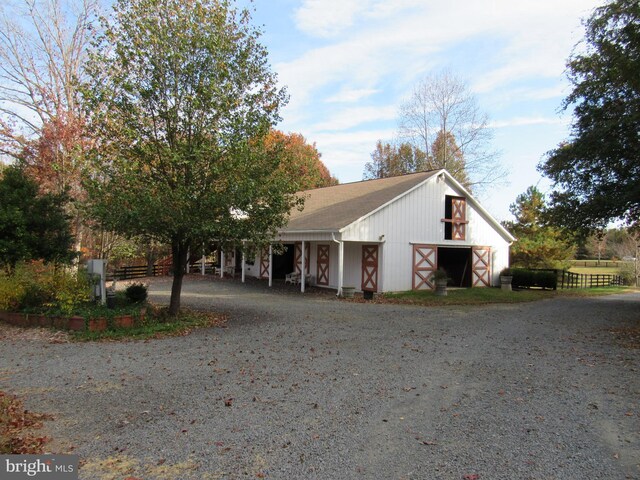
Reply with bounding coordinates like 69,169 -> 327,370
567,260 -> 635,275
569,266 -> 621,275
569,259 -> 626,268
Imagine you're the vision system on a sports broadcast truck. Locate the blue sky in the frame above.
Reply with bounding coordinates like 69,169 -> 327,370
243,0 -> 602,221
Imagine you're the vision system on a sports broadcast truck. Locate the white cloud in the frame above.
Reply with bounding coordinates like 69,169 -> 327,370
325,87 -> 379,103
267,0 -> 603,187
293,0 -> 370,38
490,116 -> 568,129
310,105 -> 397,131
280,0 -> 601,111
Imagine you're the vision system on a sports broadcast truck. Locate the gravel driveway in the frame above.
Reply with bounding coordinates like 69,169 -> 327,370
1,276 -> 639,479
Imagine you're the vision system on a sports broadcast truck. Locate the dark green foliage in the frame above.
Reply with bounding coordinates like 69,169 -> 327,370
540,0 -> 640,231
82,0 -> 297,315
503,186 -> 575,268
0,166 -> 74,272
125,283 -> 148,303
512,268 -> 558,290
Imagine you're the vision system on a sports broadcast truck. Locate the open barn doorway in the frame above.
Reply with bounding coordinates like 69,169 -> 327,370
438,247 -> 472,287
271,244 -> 295,279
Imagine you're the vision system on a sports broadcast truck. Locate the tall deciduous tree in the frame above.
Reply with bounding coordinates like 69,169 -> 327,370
0,0 -> 97,168
503,186 -> 575,268
0,0 -> 99,256
83,0 -> 297,315
540,0 -> 640,231
0,165 -> 74,273
265,130 -> 338,190
363,140 -> 427,180
398,71 -> 505,192
430,130 -> 470,190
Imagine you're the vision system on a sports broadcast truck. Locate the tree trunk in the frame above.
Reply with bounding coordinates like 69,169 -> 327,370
169,240 -> 189,316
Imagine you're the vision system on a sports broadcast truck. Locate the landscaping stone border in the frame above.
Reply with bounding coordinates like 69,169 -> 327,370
0,310 -> 145,332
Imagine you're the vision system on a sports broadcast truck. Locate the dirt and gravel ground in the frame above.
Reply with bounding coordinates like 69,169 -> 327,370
1,276 -> 639,479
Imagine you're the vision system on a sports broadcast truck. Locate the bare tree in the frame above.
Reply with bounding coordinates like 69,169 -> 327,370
398,70 -> 506,193
0,0 -> 98,163
0,0 -> 99,259
587,229 -> 608,262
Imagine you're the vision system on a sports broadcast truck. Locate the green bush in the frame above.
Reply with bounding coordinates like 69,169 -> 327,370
0,262 -> 90,314
512,268 -> 557,290
125,282 -> 148,303
0,276 -> 25,311
619,263 -> 638,286
50,269 -> 91,315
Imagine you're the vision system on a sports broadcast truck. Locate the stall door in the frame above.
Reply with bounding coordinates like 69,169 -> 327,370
451,197 -> 467,240
361,245 -> 379,292
294,243 -> 310,275
412,244 -> 437,290
316,245 -> 330,286
259,248 -> 270,279
472,246 -> 491,287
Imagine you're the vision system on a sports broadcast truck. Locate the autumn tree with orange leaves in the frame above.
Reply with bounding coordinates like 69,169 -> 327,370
265,130 -> 338,190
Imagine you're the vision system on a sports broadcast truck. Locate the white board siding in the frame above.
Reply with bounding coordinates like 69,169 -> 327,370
340,176 -> 511,290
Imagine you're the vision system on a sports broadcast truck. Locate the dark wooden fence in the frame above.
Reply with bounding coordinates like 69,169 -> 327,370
559,270 -> 624,289
107,262 -> 216,281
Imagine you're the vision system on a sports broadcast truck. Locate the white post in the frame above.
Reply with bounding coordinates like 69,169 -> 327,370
241,241 -> 246,283
268,244 -> 273,287
201,243 -> 205,275
301,240 -> 306,293
220,250 -> 225,278
337,241 -> 344,297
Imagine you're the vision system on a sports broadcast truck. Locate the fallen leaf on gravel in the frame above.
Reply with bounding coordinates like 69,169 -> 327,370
463,474 -> 480,480
224,398 -> 233,407
420,440 -> 437,446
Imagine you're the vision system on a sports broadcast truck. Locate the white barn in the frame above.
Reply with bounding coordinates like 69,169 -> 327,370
242,169 -> 515,294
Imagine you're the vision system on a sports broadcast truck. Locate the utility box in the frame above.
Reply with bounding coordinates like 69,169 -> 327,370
87,259 -> 107,304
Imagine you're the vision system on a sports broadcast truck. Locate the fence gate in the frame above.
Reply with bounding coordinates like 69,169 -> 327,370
471,246 -> 491,287
361,245 -> 379,292
316,245 -> 330,286
413,244 -> 437,290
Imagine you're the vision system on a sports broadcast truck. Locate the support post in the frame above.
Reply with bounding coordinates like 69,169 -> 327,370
301,240 -> 306,293
220,250 -> 225,278
241,241 -> 246,283
337,240 -> 344,297
268,244 -> 273,287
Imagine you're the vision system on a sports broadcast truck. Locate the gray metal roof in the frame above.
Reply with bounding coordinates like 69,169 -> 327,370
282,171 -> 438,232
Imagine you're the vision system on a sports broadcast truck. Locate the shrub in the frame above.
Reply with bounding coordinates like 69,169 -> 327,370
50,269 -> 91,315
431,269 -> 448,281
619,262 -> 638,286
0,276 -> 26,311
0,262 -> 90,314
500,267 -> 513,276
512,268 -> 557,290
125,283 -> 148,303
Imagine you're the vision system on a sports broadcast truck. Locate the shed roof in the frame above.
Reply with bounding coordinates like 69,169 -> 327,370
283,170 -> 438,232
